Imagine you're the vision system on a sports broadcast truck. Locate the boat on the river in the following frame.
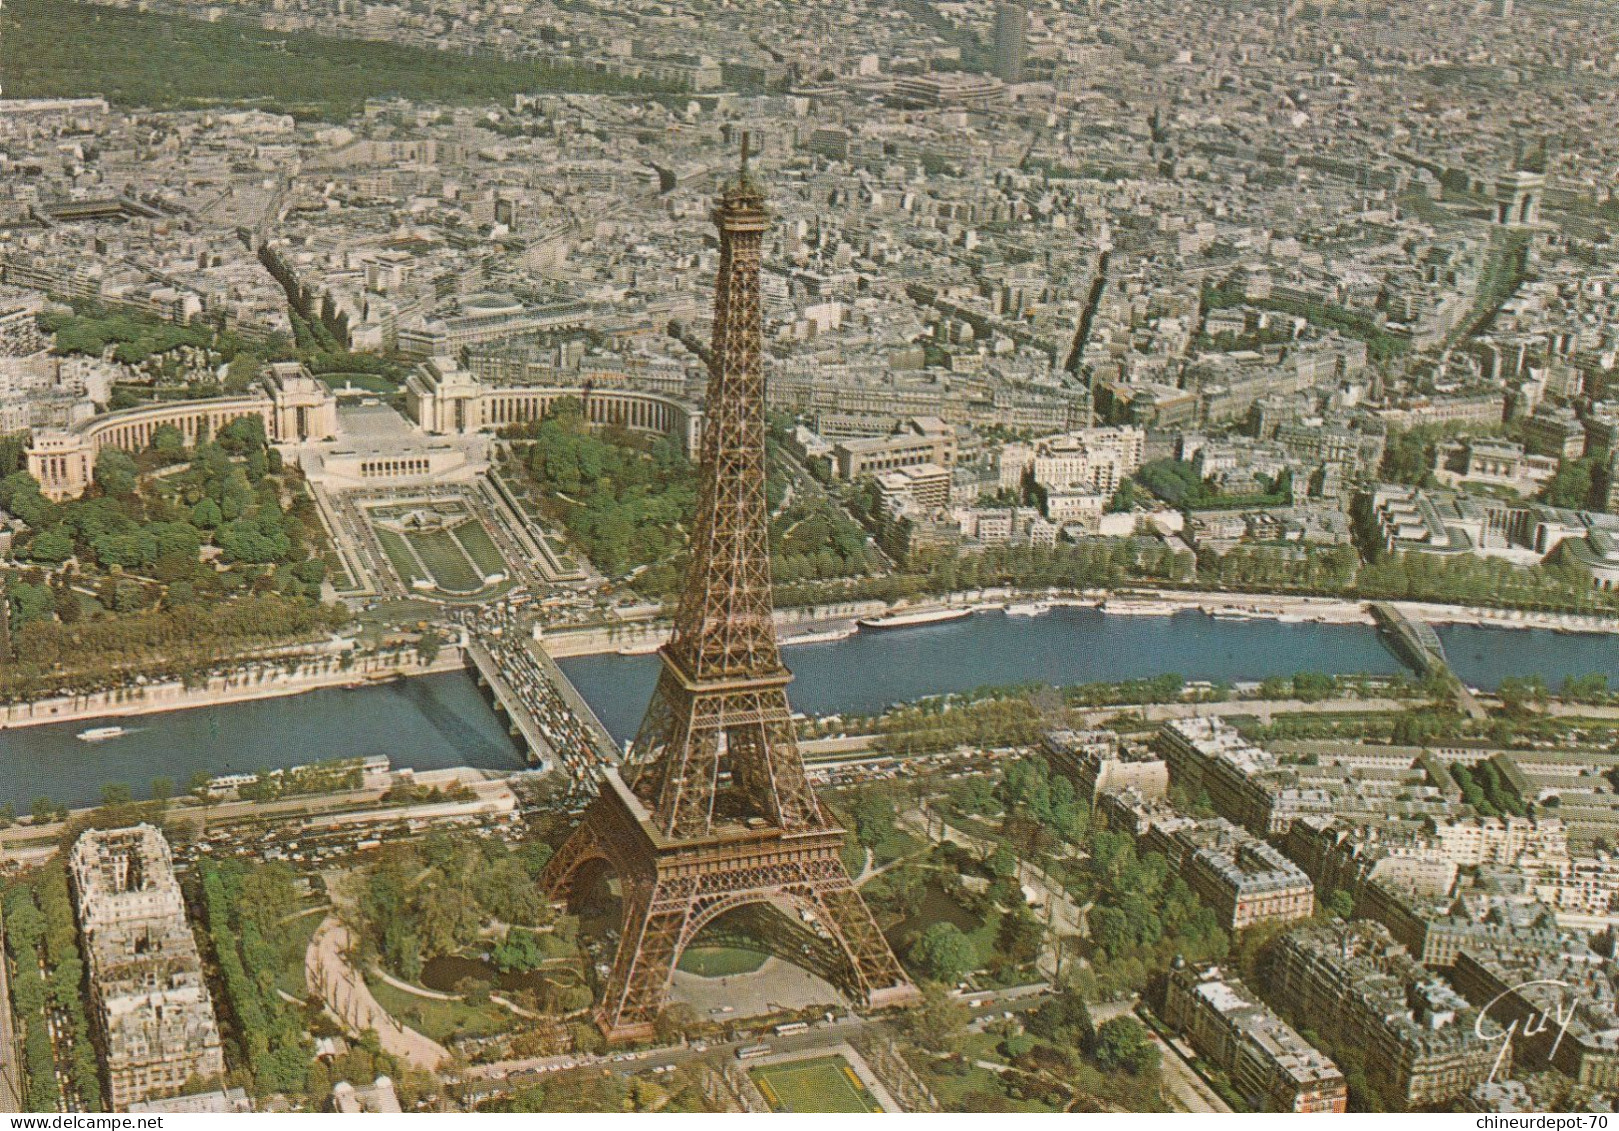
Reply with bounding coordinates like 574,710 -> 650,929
781,626 -> 856,647
1003,601 -> 1052,617
856,607 -> 974,630
77,726 -> 128,743
1101,598 -> 1179,617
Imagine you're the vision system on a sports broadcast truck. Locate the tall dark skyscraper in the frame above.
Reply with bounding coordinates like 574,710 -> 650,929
992,0 -> 1028,84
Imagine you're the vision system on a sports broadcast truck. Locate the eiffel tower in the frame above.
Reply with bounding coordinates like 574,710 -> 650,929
540,139 -> 919,1042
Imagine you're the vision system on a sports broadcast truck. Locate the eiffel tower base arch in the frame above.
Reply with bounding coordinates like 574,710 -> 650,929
541,771 -> 918,1042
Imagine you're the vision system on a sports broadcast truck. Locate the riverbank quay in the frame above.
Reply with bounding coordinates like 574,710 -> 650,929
1106,589 -> 1619,634
538,585 -> 1619,659
0,645 -> 466,732
796,695 -> 1413,762
0,765 -> 518,869
1075,694 -> 1412,726
538,599 -> 888,657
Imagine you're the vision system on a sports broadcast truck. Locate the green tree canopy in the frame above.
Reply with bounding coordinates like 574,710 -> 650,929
27,528 -> 74,564
93,448 -> 139,498
1092,1016 -> 1159,1075
908,921 -> 978,984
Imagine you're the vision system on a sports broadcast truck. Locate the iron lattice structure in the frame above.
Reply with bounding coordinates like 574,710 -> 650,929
542,149 -> 919,1042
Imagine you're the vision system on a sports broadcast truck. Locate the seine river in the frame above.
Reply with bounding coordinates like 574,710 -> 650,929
559,607 -> 1619,743
5,608 -> 1619,811
0,671 -> 525,814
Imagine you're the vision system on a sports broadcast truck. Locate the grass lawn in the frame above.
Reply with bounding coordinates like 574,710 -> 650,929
906,1048 -> 1056,1113
364,974 -> 515,1044
871,826 -> 924,868
376,529 -> 429,587
354,599 -> 442,636
840,835 -> 867,877
890,880 -> 989,949
407,527 -> 484,593
324,553 -> 357,593
451,520 -> 507,576
275,908 -> 325,999
750,1057 -> 883,1113
677,945 -> 768,977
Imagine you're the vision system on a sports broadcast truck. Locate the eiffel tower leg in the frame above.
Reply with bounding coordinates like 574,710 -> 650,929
538,812 -> 610,905
596,876 -> 692,1042
809,877 -> 921,1010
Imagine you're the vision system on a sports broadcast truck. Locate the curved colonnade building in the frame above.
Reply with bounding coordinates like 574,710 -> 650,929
24,355 -> 702,501
26,362 -> 338,499
403,354 -> 703,456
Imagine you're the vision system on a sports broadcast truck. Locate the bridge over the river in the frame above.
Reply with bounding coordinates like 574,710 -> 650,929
1369,603 -> 1487,720
463,632 -> 620,784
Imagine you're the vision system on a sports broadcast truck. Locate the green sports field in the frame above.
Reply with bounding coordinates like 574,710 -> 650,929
409,526 -> 484,592
750,1056 -> 884,1113
371,508 -> 510,598
376,529 -> 430,587
676,945 -> 768,977
451,520 -> 507,575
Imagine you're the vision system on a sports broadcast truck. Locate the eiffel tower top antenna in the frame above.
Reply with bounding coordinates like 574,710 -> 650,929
734,130 -> 759,197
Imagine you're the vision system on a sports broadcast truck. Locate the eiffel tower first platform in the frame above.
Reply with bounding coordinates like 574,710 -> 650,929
540,142 -> 920,1042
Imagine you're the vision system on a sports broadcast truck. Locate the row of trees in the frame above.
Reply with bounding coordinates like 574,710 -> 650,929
1358,540 -> 1611,611
0,588 -> 348,701
771,498 -> 1619,614
847,670 -> 1397,757
1197,543 -> 1360,592
236,759 -> 363,802
1449,759 -> 1527,818
1560,673 -> 1612,704
1256,671 -> 1351,702
1,867 -> 100,1110
197,858 -> 310,1095
776,537 -> 1194,611
873,693 -> 1047,757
